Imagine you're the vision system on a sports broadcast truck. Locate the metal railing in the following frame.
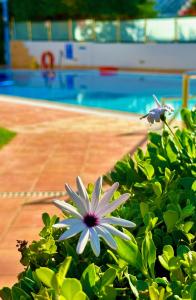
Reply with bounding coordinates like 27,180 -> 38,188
161,73 -> 196,110
182,73 -> 196,108
10,17 -> 196,43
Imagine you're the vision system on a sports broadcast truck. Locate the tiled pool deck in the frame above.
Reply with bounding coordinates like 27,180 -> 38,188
0,98 -> 148,287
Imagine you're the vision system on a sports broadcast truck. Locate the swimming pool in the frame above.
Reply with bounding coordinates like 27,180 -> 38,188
0,69 -> 195,114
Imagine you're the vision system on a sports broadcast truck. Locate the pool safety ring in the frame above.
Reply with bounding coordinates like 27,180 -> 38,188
41,51 -> 55,69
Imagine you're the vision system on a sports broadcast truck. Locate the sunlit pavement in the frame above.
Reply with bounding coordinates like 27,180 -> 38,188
0,99 -> 148,287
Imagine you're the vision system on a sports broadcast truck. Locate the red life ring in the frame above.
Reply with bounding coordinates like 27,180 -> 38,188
41,51 -> 55,69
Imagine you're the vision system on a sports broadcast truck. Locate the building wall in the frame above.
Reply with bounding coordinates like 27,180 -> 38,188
11,41 -> 196,70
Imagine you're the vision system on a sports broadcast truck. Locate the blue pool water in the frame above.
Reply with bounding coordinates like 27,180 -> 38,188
0,69 -> 195,115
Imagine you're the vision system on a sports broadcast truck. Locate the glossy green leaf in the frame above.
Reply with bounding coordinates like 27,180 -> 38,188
101,286 -> 117,300
115,236 -> 142,270
163,210 -> 179,232
99,268 -> 116,289
168,257 -> 181,270
181,205 -> 195,220
11,286 -> 32,300
177,245 -> 190,258
61,278 -> 82,300
142,231 -> 156,278
158,245 -> 174,271
81,264 -> 99,298
140,202 -> 149,218
125,273 -> 139,298
149,285 -> 159,300
56,257 -> 72,287
35,268 -> 58,290
72,291 -> 88,300
152,181 -> 162,197
42,213 -> 50,227
184,221 -> 194,233
0,287 -> 12,300
190,282 -> 196,300
139,162 -> 154,180
166,141 -> 178,163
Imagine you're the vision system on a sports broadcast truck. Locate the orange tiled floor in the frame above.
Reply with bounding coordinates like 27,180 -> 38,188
0,99 -> 147,288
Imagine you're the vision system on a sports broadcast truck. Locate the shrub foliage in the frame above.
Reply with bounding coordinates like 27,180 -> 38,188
0,109 -> 195,300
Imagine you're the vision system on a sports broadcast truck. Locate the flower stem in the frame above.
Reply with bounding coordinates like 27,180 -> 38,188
163,120 -> 183,151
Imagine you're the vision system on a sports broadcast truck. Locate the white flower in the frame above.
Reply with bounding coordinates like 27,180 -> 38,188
53,177 -> 135,256
140,95 -> 174,124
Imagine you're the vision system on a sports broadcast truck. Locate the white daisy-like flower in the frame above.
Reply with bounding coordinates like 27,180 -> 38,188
53,177 -> 135,257
140,95 -> 174,124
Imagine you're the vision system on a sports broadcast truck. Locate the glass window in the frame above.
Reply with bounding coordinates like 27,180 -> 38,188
146,18 -> 175,42
32,22 -> 48,40
51,21 -> 69,41
121,20 -> 145,42
13,22 -> 29,40
95,21 -> 117,43
177,17 -> 196,42
73,20 -> 94,42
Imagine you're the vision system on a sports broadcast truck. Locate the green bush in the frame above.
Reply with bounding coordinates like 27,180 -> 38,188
0,108 -> 195,300
0,127 -> 16,149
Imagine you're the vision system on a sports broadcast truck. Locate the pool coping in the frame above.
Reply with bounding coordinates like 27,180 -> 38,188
0,94 -> 145,121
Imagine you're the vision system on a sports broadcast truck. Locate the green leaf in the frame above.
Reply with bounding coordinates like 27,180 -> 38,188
73,291 -> 88,300
81,264 -> 99,298
181,205 -> 195,220
177,245 -> 190,258
99,268 -> 116,289
142,231 -> 156,278
0,287 -> 12,300
101,286 -> 117,300
125,273 -> 139,298
115,236 -> 142,270
184,221 -> 194,233
31,286 -> 54,300
165,167 -> 171,184
190,282 -> 196,300
61,278 -> 82,300
35,267 -> 58,290
138,162 -> 154,180
42,213 -> 50,227
163,210 -> 179,232
11,286 -> 31,300
149,285 -> 159,300
152,181 -> 162,197
192,180 -> 196,191
168,257 -> 181,270
56,257 -> 72,287
158,245 -> 174,271
166,141 -> 178,163
181,108 -> 196,131
140,202 -> 149,218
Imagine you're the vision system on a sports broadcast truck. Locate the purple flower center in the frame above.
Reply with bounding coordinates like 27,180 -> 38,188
83,213 -> 99,228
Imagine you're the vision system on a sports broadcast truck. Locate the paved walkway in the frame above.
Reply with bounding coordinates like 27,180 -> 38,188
0,99 -> 147,288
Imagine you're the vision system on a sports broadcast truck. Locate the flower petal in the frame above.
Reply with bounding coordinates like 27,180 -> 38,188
97,193 -> 130,217
76,228 -> 90,254
53,199 -> 82,219
100,217 -> 136,228
76,176 -> 90,211
153,94 -> 161,107
89,227 -> 100,256
58,223 -> 86,241
65,184 -> 87,215
53,218 -> 83,228
101,223 -> 130,240
91,177 -> 102,212
96,225 -> 117,249
96,182 -> 119,214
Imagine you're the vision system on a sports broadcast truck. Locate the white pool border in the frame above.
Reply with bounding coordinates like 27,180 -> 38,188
0,94 -> 143,121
